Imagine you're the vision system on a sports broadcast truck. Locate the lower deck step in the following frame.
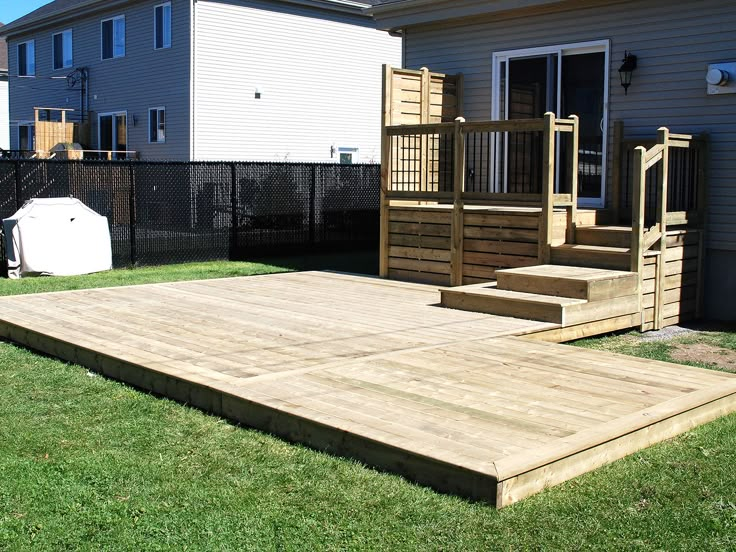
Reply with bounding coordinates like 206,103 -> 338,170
496,265 -> 639,300
441,284 -> 640,327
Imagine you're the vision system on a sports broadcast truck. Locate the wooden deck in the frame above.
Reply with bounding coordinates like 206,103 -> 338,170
1,271 -> 734,507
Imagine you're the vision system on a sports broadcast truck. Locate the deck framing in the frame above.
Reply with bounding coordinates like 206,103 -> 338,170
0,271 -> 733,507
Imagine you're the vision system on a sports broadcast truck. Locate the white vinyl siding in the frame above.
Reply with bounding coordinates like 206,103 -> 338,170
101,15 -> 125,59
192,0 -> 401,162
17,41 -> 35,76
52,30 -> 73,70
154,2 -> 172,49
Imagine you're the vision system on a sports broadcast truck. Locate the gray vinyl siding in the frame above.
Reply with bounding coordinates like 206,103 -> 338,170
402,0 -> 736,253
192,0 -> 401,162
7,0 -> 190,160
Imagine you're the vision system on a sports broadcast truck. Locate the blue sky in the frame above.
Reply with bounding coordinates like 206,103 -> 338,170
0,0 -> 53,25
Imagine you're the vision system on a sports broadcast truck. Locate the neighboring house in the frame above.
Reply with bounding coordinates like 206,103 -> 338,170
1,0 -> 401,162
0,24 -> 8,150
370,0 -> 736,320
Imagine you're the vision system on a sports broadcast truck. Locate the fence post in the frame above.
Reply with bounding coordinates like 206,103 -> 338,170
450,116 -> 466,287
14,160 -> 21,210
128,161 -> 137,267
230,162 -> 238,260
538,112 -> 556,265
309,165 -> 317,246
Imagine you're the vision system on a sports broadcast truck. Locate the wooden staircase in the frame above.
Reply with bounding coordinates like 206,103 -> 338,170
550,225 -> 633,271
441,264 -> 641,332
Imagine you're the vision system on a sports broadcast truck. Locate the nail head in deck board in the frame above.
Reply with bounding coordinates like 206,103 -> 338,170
1,272 -> 734,508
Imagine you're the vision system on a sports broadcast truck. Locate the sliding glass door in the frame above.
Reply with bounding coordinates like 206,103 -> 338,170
492,41 -> 609,207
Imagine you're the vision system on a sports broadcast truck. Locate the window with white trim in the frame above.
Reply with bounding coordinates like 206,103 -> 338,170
338,147 -> 359,164
17,41 -> 35,76
154,2 -> 171,49
101,15 -> 125,59
52,30 -> 73,70
149,107 -> 166,143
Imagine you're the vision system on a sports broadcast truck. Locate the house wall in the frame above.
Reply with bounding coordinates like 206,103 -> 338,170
399,0 -> 736,319
192,0 -> 401,162
6,0 -> 191,159
0,77 -> 8,149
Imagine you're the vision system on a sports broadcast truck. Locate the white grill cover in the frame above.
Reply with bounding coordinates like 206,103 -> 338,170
3,198 -> 113,279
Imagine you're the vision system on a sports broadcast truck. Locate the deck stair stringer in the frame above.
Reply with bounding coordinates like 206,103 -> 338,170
440,265 -> 641,334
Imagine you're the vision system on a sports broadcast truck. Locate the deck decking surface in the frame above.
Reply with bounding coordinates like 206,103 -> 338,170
1,271 -> 734,506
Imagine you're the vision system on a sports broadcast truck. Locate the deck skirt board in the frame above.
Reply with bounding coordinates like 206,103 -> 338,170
0,271 -> 733,507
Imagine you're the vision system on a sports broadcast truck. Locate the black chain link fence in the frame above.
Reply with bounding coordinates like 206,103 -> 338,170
0,160 -> 379,272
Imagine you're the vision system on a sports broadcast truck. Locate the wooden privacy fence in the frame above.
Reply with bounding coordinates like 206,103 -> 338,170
380,112 -> 580,285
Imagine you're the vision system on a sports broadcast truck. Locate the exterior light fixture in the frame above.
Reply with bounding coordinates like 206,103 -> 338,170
618,51 -> 637,95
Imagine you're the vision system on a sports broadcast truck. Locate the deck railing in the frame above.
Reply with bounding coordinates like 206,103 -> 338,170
628,128 -> 706,329
380,113 -> 580,281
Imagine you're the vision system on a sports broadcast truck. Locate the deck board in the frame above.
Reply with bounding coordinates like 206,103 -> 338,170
1,271 -> 734,507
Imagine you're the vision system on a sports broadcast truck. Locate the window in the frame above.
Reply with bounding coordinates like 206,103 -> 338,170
17,41 -> 35,76
52,30 -> 73,70
154,2 -> 171,49
101,16 -> 125,59
338,147 -> 359,164
148,107 -> 166,143
18,124 -> 35,150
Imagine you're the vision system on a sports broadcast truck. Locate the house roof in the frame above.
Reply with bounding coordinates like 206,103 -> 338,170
368,0 -> 589,31
1,0 -> 384,38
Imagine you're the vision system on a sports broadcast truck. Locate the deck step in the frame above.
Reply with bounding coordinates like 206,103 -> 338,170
575,226 -> 632,248
496,265 -> 639,301
440,285 -> 640,326
550,244 -> 631,270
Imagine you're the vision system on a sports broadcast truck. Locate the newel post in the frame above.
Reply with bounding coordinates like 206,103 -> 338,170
655,127 -> 670,329
538,112 -> 556,264
450,116 -> 466,286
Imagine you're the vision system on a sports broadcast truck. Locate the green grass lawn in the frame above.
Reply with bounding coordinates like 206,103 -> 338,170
1,262 -> 735,550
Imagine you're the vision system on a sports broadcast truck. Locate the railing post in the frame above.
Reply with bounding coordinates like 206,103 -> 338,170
230,162 -> 238,260
450,116 -> 466,286
567,114 -> 579,244
128,161 -> 137,267
654,127 -> 670,330
379,64 -> 392,278
630,145 -> 647,329
419,67 -> 430,192
538,112 -> 555,264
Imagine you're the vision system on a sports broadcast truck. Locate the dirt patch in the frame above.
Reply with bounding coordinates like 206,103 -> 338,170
670,342 -> 736,372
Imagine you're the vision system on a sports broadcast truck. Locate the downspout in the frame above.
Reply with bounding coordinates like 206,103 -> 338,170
190,0 -> 196,160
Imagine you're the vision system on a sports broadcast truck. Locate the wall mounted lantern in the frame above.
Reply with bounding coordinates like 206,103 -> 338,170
618,51 -> 637,95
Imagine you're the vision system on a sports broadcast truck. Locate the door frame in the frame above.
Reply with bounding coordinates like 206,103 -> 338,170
98,110 -> 128,157
491,40 -> 610,208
